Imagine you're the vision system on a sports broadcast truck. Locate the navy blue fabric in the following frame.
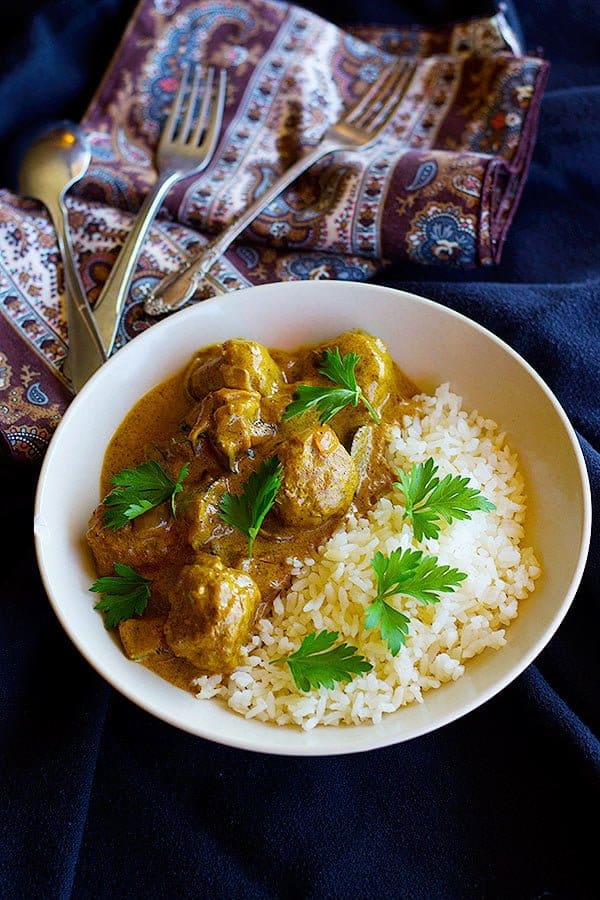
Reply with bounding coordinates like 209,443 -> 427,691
1,2 -> 598,897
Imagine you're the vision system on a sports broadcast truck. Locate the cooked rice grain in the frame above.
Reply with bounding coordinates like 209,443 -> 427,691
194,385 -> 541,730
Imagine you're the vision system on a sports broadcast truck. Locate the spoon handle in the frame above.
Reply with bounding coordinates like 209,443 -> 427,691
49,198 -> 107,393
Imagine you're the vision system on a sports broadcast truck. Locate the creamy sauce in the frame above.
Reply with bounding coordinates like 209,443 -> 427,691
90,334 -> 417,693
102,372 -> 188,494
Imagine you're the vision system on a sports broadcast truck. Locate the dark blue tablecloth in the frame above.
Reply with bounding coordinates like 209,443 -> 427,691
1,2 -> 598,897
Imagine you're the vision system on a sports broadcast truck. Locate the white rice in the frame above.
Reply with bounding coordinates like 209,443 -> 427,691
193,384 -> 541,729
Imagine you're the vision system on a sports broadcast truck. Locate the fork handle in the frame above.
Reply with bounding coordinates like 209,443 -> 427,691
93,169 -> 182,354
144,140 -> 336,315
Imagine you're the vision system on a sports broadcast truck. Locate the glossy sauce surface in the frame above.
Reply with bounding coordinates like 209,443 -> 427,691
90,333 -> 417,692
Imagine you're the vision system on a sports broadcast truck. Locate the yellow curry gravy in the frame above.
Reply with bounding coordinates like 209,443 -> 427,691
88,331 -> 417,692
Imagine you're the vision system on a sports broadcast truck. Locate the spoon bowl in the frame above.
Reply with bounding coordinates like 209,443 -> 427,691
18,122 -> 106,391
19,123 -> 92,205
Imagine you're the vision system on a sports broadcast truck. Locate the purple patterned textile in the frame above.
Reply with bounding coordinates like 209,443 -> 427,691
0,0 -> 548,461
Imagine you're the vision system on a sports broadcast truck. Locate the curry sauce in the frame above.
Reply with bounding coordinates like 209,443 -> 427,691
87,331 -> 417,692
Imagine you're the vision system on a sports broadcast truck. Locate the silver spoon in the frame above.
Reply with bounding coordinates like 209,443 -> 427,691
19,122 -> 106,392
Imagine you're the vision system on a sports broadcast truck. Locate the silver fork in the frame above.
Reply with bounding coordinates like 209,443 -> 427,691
144,61 -> 414,316
93,64 -> 227,355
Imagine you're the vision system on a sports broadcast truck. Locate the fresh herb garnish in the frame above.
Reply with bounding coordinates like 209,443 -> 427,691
218,456 -> 284,558
102,460 -> 189,530
395,457 -> 495,542
282,347 -> 381,425
365,548 -> 467,655
273,630 -> 373,692
89,563 -> 151,629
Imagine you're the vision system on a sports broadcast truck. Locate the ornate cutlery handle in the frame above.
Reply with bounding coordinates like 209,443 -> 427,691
144,141 -> 335,315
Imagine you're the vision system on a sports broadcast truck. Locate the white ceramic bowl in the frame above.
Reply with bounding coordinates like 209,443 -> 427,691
35,281 -> 591,755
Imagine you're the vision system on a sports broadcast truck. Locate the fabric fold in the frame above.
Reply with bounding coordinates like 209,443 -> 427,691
0,0 -> 549,461
80,1 -> 548,267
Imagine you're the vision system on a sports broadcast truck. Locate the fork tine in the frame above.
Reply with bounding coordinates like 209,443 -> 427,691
344,64 -> 397,126
162,64 -> 192,143
361,62 -> 414,134
358,66 -> 404,129
353,63 -> 410,133
194,67 -> 226,152
190,66 -> 215,145
179,64 -> 203,144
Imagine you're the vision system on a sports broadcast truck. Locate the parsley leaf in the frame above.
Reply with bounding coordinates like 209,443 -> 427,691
218,456 -> 283,557
364,599 -> 410,657
282,385 -> 354,423
89,563 -> 151,628
102,460 -> 189,529
371,548 -> 467,605
365,548 -> 467,655
395,457 -> 495,541
282,347 -> 381,425
273,630 -> 373,691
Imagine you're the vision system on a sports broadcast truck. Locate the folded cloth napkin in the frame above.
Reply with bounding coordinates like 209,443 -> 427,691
0,0 -> 548,462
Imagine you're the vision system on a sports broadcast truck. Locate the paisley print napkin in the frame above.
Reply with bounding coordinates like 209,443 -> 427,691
0,0 -> 548,461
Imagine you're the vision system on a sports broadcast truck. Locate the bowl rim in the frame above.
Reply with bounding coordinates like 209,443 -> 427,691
34,281 -> 592,755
